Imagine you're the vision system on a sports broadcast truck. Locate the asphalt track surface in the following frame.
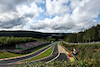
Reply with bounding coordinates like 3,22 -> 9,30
56,53 -> 69,61
12,41 -> 69,67
0,41 -> 69,67
0,42 -> 58,67
33,42 -> 69,62
13,43 -> 51,54
40,42 -> 58,62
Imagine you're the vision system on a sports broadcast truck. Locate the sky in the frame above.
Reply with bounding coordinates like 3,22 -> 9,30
0,0 -> 100,33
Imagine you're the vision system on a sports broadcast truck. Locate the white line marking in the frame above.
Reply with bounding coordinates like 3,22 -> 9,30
46,43 -> 60,63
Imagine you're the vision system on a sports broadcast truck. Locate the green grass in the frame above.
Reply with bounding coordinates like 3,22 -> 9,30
0,43 -> 52,59
12,60 -> 100,67
31,43 -> 51,53
25,47 -> 53,62
0,52 -> 22,59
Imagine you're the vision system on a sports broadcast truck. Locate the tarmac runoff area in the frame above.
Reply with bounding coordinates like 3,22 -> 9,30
56,45 -> 69,61
60,46 -> 75,62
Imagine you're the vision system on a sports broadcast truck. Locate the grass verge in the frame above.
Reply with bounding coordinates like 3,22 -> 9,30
24,47 -> 53,62
30,43 -> 51,53
12,60 -> 100,67
61,41 -> 100,61
0,52 -> 22,59
0,43 -> 52,59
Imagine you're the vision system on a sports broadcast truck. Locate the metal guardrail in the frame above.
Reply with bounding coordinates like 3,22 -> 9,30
63,41 -> 100,45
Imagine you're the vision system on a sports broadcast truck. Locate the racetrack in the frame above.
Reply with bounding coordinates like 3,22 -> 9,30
39,42 -> 69,62
40,42 -> 59,62
56,53 -> 69,61
0,42 -> 57,67
0,41 -> 71,67
56,44 -> 69,61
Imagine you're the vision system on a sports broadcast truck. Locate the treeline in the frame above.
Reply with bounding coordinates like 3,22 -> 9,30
0,36 -> 55,47
0,31 -> 66,41
64,24 -> 100,43
0,31 -> 42,38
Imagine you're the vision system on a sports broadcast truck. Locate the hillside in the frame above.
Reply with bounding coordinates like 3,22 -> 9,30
64,24 -> 100,43
0,30 -> 70,47
0,30 -> 45,38
0,30 -> 71,41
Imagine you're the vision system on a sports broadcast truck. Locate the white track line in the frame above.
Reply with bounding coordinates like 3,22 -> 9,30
8,42 -> 57,65
46,43 -> 60,64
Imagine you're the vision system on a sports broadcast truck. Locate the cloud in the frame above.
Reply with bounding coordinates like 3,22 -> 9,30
0,0 -> 43,29
71,0 -> 100,23
31,0 -> 100,33
71,0 -> 100,30
31,14 -> 75,32
0,0 -> 100,33
0,17 -> 25,28
46,0 -> 69,16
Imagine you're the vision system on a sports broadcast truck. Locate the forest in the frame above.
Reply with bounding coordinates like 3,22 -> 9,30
64,24 -> 100,43
0,36 -> 55,47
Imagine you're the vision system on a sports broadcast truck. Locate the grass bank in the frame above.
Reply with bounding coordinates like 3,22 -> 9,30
24,47 -> 53,62
61,41 -> 100,66
0,52 -> 22,59
12,60 -> 100,67
0,43 -> 52,59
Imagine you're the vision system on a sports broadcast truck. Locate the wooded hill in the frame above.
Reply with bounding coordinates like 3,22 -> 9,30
64,24 -> 100,43
0,30 -> 67,39
0,30 -> 69,47
0,30 -> 47,38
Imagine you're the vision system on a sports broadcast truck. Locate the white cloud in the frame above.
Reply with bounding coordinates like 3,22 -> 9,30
71,0 -> 100,30
31,14 -> 75,33
31,0 -> 100,33
46,0 -> 69,16
0,0 -> 44,29
69,0 -> 82,10
71,0 -> 100,23
0,0 -> 100,33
